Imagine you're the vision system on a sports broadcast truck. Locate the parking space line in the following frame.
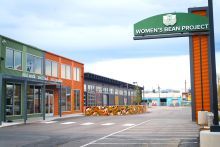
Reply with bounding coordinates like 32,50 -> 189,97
61,122 -> 76,125
101,123 -> 115,126
123,123 -> 135,127
80,119 -> 152,147
80,122 -> 94,126
41,121 -> 57,124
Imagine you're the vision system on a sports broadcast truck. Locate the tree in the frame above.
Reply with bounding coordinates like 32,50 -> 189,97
133,86 -> 142,105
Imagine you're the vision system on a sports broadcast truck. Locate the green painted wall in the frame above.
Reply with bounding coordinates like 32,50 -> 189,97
0,36 -> 44,77
0,35 -> 45,121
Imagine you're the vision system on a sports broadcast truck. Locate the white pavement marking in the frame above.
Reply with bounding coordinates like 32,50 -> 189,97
92,143 -> 179,145
80,119 -> 152,147
105,137 -> 198,141
61,122 -> 76,125
123,123 -> 135,127
42,121 -> 57,124
80,122 -> 94,126
101,123 -> 115,126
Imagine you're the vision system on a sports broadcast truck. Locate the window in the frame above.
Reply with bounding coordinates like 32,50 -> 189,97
119,90 -> 123,95
27,85 -> 41,114
124,90 -> 127,95
115,89 -> 119,95
128,91 -> 131,96
84,84 -> 87,92
61,88 -> 71,111
45,60 -> 58,77
26,54 -> 42,74
34,86 -> 41,113
61,64 -> 71,79
5,48 -> 22,70
66,65 -> 71,79
52,62 -> 58,77
35,57 -> 42,74
74,90 -> 80,110
14,51 -> 22,70
109,88 -> 114,94
103,87 -> 108,93
46,60 -> 51,76
88,85 -> 95,92
96,86 -> 102,93
6,84 -> 21,116
74,67 -> 80,81
61,64 -> 65,78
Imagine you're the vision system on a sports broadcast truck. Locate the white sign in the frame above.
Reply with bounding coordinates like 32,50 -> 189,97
163,14 -> 177,26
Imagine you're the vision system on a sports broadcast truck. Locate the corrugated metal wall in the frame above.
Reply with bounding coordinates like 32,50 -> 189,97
191,10 -> 211,121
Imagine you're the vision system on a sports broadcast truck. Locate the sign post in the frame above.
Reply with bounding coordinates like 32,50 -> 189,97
208,0 -> 220,132
133,4 -> 219,132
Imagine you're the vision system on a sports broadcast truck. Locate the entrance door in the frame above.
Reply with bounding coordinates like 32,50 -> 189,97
45,90 -> 54,116
160,98 -> 167,106
103,94 -> 109,106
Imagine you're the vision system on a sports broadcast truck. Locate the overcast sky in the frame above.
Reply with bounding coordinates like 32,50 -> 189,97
0,0 -> 219,91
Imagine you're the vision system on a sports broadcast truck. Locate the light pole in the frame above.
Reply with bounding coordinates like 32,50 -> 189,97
208,0 -> 220,132
158,85 -> 160,99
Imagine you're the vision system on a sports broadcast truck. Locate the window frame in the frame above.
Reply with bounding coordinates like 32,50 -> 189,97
27,85 -> 42,114
74,67 -> 80,81
26,53 -> 43,75
5,47 -> 22,71
45,59 -> 58,77
74,89 -> 81,111
5,83 -> 22,116
61,64 -> 72,80
61,87 -> 72,112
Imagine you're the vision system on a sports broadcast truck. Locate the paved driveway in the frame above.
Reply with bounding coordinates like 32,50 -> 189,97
0,107 -> 199,147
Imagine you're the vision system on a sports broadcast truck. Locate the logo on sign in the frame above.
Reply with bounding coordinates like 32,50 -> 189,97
163,14 -> 177,26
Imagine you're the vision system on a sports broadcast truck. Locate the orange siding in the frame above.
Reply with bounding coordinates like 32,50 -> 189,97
45,52 -> 84,116
192,10 -> 211,121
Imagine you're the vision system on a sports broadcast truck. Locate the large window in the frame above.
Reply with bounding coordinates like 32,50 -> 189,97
74,67 -> 80,81
74,90 -> 80,111
84,84 -> 87,92
96,86 -> 102,93
6,84 -> 21,116
61,64 -> 71,79
27,85 -> 41,114
87,85 -> 96,106
5,48 -> 22,70
26,54 -> 42,74
61,88 -> 71,111
46,60 -> 58,77
115,89 -> 119,95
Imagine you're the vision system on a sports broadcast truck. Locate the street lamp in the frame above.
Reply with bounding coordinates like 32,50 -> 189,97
208,0 -> 220,132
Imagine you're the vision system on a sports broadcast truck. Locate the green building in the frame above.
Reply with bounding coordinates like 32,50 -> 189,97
0,35 -> 61,124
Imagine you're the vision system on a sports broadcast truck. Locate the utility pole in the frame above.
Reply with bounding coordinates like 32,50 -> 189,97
208,0 -> 220,131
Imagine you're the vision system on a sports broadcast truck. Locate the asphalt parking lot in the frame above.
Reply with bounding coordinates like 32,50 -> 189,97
0,106 -> 199,147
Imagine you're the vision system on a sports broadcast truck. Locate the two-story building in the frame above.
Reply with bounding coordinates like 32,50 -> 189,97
0,35 -> 84,123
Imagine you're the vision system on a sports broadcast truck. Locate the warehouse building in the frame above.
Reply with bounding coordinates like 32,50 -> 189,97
84,73 -> 143,106
0,35 -> 84,124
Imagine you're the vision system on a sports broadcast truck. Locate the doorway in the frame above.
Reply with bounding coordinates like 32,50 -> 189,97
160,98 -> 167,106
45,90 -> 54,116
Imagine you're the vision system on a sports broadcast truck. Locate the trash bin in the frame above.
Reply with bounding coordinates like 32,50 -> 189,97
207,112 -> 214,127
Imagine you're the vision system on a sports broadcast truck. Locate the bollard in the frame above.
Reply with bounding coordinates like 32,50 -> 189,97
198,111 -> 208,125
207,112 -> 214,127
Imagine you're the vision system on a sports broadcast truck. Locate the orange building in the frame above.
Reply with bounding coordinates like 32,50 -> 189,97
44,52 -> 84,116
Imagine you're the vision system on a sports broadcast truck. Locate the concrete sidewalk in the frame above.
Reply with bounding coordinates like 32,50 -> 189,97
0,113 -> 84,128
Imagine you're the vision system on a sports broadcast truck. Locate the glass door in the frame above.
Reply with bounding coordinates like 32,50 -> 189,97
45,90 -> 54,116
74,90 -> 80,111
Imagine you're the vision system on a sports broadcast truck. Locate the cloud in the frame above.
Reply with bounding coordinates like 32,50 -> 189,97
85,52 -> 220,90
0,0 -> 219,64
85,55 -> 191,90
